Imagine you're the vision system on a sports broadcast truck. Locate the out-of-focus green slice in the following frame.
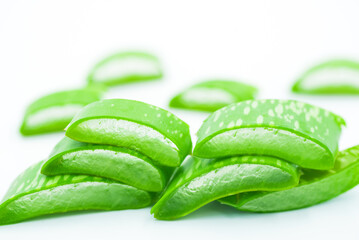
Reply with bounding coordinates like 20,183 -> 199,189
0,161 -> 152,225
151,156 -> 299,220
41,137 -> 173,192
219,145 -> 359,212
87,51 -> 163,86
292,59 -> 359,94
66,99 -> 192,167
194,99 -> 345,170
20,88 -> 103,136
169,80 -> 258,112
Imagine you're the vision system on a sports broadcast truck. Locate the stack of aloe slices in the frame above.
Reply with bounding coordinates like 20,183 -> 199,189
169,80 -> 258,112
1,99 -> 192,225
151,99 -> 359,220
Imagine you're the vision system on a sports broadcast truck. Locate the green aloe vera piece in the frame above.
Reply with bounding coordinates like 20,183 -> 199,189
169,80 -> 258,112
194,99 -> 345,170
0,161 -> 152,225
151,156 -> 299,220
65,99 -> 192,167
87,51 -> 163,86
292,59 -> 359,94
41,137 -> 173,192
219,145 -> 359,212
20,89 -> 103,136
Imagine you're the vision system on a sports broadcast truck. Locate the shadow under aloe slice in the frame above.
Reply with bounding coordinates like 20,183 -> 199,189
151,156 -> 299,220
219,145 -> 359,212
194,99 -> 345,170
0,161 -> 152,225
41,137 -> 172,192
65,99 -> 192,167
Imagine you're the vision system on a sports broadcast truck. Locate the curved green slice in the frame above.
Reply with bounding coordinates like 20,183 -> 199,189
20,88 -> 103,136
0,161 -> 152,225
169,80 -> 258,112
41,137 -> 172,192
219,145 -> 359,212
66,99 -> 192,167
87,51 -> 163,86
151,156 -> 299,220
292,59 -> 359,94
194,99 -> 345,170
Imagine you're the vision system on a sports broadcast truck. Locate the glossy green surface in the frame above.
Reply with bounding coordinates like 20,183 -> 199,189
219,145 -> 359,212
151,156 -> 299,220
87,51 -> 163,86
194,99 -> 345,170
66,99 -> 192,167
292,59 -> 359,94
20,88 -> 103,135
0,161 -> 152,225
42,137 -> 172,192
169,80 -> 257,112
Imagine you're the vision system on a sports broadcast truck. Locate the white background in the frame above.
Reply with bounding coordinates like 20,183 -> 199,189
1,0 -> 359,239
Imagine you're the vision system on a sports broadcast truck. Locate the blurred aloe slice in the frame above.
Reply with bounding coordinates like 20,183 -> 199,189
87,51 -> 163,86
292,59 -> 359,94
20,88 -> 103,136
169,80 -> 258,112
219,145 -> 359,212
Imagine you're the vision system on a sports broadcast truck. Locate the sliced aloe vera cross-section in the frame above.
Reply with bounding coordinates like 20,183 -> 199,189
87,51 -> 163,86
65,99 -> 192,167
151,156 -> 299,220
219,145 -> 359,212
169,80 -> 258,112
0,161 -> 152,225
20,89 -> 103,135
292,59 -> 359,94
194,99 -> 345,170
41,137 -> 172,192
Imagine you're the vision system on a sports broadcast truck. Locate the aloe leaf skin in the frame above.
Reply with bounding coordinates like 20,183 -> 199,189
292,59 -> 359,94
194,99 -> 345,170
219,145 -> 359,212
66,99 -> 192,167
0,161 -> 152,225
87,51 -> 163,86
151,156 -> 299,220
169,80 -> 258,112
41,137 -> 173,192
20,88 -> 103,136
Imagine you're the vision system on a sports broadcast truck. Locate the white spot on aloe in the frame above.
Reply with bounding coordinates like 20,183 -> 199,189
157,113 -> 161,118
205,127 -> 211,134
251,101 -> 258,108
144,113 -> 148,117
63,175 -> 70,181
38,176 -> 46,187
269,121 -> 275,126
294,121 -> 299,129
228,121 -> 235,128
276,160 -> 282,166
244,107 -> 250,115
72,175 -> 88,181
213,112 -> 221,122
179,133 -> 183,138
230,106 -> 236,111
310,127 -> 315,133
236,119 -> 243,126
275,104 -> 283,116
219,122 -> 224,127
256,115 -> 264,124
268,109 -> 275,117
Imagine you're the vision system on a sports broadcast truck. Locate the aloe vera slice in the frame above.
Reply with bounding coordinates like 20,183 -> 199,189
41,137 -> 173,192
219,145 -> 359,212
0,161 -> 152,225
151,156 -> 299,220
169,80 -> 258,112
87,52 -> 163,86
194,99 -> 345,170
20,89 -> 103,136
65,99 -> 192,167
292,59 -> 359,94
